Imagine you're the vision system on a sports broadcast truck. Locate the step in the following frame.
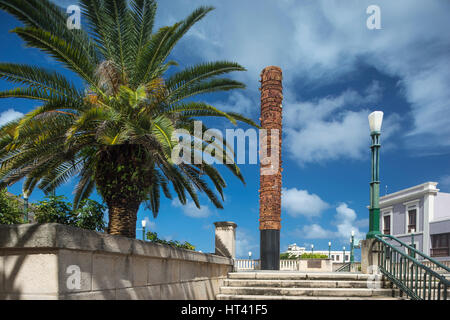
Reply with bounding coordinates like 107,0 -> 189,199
224,279 -> 383,289
217,294 -> 403,300
228,272 -> 377,281
219,286 -> 399,297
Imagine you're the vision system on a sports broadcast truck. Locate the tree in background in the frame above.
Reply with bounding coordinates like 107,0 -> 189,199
280,252 -> 329,260
0,0 -> 256,238
299,253 -> 328,259
146,231 -> 195,251
0,188 -> 23,224
279,253 -> 297,260
34,195 -> 106,232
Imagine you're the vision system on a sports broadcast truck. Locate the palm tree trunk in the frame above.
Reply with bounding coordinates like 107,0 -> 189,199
107,198 -> 140,238
95,145 -> 151,238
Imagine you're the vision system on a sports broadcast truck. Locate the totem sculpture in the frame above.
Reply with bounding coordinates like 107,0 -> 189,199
259,66 -> 283,270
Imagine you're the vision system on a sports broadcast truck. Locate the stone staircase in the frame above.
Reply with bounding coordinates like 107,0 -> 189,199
216,271 -> 403,300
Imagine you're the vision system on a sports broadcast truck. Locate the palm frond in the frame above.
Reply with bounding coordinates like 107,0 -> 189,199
12,27 -> 100,92
169,78 -> 246,103
73,156 -> 96,209
0,0 -> 99,65
103,0 -> 134,80
152,6 -> 215,74
131,23 -> 180,87
0,87 -> 53,101
130,0 -> 157,75
0,63 -> 81,99
166,61 -> 246,101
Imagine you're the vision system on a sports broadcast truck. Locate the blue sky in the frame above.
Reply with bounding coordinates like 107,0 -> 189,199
1,0 -> 450,258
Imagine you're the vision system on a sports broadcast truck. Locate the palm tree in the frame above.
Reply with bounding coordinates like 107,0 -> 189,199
0,0 -> 257,238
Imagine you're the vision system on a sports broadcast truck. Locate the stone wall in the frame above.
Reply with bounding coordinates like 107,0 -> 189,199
297,259 -> 333,272
0,223 -> 233,300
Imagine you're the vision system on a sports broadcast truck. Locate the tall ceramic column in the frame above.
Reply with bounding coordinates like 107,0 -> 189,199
259,66 -> 283,270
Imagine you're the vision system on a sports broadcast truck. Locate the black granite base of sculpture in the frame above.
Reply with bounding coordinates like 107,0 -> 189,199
260,229 -> 280,270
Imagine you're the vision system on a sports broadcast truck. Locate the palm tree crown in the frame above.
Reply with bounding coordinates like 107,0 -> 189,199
0,0 -> 257,237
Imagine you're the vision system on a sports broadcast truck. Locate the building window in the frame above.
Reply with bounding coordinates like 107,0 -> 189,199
345,255 -> 349,261
407,209 -> 417,233
331,255 -> 335,261
336,255 -> 340,261
431,233 -> 450,257
383,215 -> 391,235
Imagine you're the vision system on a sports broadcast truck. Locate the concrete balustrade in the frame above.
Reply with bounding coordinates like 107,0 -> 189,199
0,223 -> 233,300
235,259 -> 333,272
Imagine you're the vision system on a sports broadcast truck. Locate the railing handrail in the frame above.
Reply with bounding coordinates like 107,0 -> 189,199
375,235 -> 450,288
335,262 -> 351,272
376,234 -> 450,273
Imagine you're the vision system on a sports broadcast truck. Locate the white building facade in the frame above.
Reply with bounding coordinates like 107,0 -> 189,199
379,182 -> 450,261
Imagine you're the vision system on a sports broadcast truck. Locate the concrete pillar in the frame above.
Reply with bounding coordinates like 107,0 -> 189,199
360,238 -> 381,274
214,222 -> 237,259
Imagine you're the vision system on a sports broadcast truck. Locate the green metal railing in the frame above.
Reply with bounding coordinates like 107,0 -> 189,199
336,262 -> 351,272
375,234 -> 450,300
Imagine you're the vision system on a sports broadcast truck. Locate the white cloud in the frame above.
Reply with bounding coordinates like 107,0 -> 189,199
282,187 -> 329,217
236,229 -> 258,258
46,1 -> 449,159
284,82 -> 401,164
284,82 -> 381,129
215,92 -> 257,116
285,110 -> 371,164
292,203 -> 366,242
334,203 -> 365,241
155,0 -> 450,155
142,216 -> 156,231
298,224 -> 332,239
171,199 -> 213,218
0,109 -> 23,126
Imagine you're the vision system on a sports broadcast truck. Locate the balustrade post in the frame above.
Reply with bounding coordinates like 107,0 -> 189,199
214,221 -> 237,259
361,238 -> 381,274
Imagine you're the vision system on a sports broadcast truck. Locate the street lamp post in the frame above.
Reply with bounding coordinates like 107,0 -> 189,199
311,244 -> 314,256
367,111 -> 384,239
141,220 -> 147,241
248,251 -> 252,260
350,230 -> 355,264
411,228 -> 415,258
23,190 -> 29,223
343,246 -> 346,263
328,241 -> 331,259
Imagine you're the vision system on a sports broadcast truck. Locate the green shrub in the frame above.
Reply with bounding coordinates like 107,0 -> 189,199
0,188 -> 24,224
34,195 -> 73,225
280,252 -> 329,260
146,231 -> 195,251
280,253 -> 298,260
73,199 -> 107,231
299,253 -> 328,259
34,195 -> 106,232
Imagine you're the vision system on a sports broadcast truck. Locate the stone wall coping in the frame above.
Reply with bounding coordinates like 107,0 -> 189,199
213,221 -> 237,228
0,223 -> 233,266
